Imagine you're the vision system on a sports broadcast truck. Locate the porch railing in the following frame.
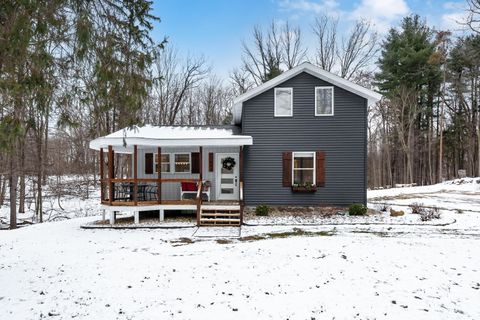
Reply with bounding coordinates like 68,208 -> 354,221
239,181 -> 244,224
196,181 -> 203,225
100,178 -> 201,206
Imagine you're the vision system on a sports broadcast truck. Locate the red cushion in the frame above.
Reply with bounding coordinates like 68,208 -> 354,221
181,182 -> 197,191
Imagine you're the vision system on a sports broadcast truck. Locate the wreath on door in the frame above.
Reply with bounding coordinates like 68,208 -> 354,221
222,156 -> 236,171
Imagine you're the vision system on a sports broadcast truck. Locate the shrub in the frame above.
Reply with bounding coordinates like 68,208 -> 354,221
255,205 -> 270,216
409,202 -> 423,214
349,204 -> 367,216
420,207 -> 441,221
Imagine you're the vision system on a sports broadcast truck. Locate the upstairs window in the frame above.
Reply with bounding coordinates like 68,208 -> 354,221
315,87 -> 334,116
274,87 -> 293,117
292,152 -> 316,186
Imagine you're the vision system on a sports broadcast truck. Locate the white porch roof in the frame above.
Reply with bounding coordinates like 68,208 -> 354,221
89,125 -> 253,152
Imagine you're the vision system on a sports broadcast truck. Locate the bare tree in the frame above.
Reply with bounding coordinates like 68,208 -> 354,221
384,84 -> 424,185
466,0 -> 480,33
338,20 -> 379,80
242,22 -> 283,85
312,14 -> 338,72
230,67 -> 254,95
281,21 -> 307,69
198,76 -> 233,125
151,46 -> 209,125
241,20 -> 307,85
312,16 -> 378,81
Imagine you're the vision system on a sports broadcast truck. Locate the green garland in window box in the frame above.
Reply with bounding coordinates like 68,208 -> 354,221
291,183 -> 317,193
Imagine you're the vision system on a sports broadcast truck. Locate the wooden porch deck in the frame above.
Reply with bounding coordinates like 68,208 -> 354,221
98,145 -> 244,226
101,198 -> 243,226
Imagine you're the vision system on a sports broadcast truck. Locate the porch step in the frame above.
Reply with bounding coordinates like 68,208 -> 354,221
199,207 -> 241,226
201,213 -> 240,217
202,205 -> 240,211
200,218 -> 241,223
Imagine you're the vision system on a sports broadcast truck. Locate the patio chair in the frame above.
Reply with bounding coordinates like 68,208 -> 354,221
180,181 -> 210,201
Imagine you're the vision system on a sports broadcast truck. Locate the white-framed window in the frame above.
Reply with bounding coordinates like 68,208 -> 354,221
292,152 -> 316,186
154,153 -> 171,173
315,86 -> 334,116
174,153 -> 191,173
274,87 -> 293,117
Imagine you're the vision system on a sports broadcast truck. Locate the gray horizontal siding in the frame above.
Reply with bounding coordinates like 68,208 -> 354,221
242,71 -> 367,206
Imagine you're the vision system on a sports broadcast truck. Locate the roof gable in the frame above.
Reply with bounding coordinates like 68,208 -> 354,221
232,62 -> 382,124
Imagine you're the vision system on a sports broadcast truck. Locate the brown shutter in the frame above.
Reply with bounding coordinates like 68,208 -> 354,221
208,153 -> 214,172
191,152 -> 200,174
282,152 -> 292,187
316,151 -> 325,187
145,153 -> 153,174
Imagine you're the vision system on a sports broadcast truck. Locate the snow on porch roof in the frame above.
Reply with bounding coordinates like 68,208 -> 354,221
89,125 -> 253,152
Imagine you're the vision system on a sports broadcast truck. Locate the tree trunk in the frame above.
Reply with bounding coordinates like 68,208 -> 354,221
428,113 -> 433,184
36,173 -> 43,223
407,126 -> 414,184
42,108 -> 49,185
9,155 -> 17,229
18,141 -> 25,214
0,176 -> 6,207
35,133 -> 44,223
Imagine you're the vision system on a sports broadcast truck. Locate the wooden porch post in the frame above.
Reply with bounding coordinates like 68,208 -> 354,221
197,146 -> 203,226
199,146 -> 203,181
99,148 -> 104,201
133,145 -> 138,206
157,147 -> 161,204
239,145 -> 244,224
108,145 -> 114,205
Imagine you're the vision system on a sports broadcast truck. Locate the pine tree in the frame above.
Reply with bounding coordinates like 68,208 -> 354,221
375,15 -> 442,184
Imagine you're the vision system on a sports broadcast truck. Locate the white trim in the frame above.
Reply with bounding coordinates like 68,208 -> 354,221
103,204 -> 197,212
274,87 -> 293,117
315,86 -> 334,116
292,151 -> 316,186
215,153 -> 239,200
89,125 -> 253,151
90,136 -> 253,151
103,203 -> 241,212
174,153 -> 191,174
154,153 -> 171,174
232,62 -> 382,124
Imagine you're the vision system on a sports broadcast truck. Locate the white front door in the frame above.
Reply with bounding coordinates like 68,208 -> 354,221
216,153 -> 239,200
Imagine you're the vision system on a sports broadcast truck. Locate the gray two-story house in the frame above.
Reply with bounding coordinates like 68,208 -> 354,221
233,62 -> 381,207
89,62 -> 381,226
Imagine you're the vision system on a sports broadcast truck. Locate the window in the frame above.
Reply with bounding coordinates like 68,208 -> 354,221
315,87 -> 334,116
292,152 -> 316,185
274,87 -> 293,117
154,154 -> 171,173
174,153 -> 191,173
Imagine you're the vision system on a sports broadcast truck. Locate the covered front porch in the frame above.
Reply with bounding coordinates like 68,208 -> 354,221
89,125 -> 253,226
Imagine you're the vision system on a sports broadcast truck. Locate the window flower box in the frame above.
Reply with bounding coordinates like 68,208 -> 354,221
291,184 -> 317,193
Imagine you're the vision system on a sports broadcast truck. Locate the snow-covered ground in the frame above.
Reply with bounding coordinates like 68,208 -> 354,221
1,177 -> 480,319
0,176 -> 100,227
369,177 -> 480,212
1,217 -> 480,319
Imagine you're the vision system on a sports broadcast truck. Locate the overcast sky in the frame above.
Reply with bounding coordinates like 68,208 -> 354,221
151,0 -> 470,78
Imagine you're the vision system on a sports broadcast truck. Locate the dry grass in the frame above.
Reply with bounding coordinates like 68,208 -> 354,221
170,237 -> 195,246
239,228 -> 335,242
244,205 -> 343,219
